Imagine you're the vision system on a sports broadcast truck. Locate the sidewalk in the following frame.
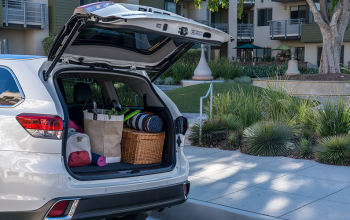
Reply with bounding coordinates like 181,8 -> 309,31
153,145 -> 350,220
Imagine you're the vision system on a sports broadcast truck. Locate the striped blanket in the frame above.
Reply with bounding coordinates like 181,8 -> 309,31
126,113 -> 163,133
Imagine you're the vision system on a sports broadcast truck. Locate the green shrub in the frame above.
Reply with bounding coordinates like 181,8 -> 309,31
41,35 -> 56,56
164,77 -> 175,85
243,121 -> 294,156
340,64 -> 350,74
189,120 -> 228,147
215,114 -> 243,131
163,61 -> 194,83
295,138 -> 314,157
206,88 -> 263,127
154,78 -> 164,85
234,76 -> 252,85
315,98 -> 350,137
298,66 -> 318,74
226,133 -> 240,150
209,58 -> 242,80
317,135 -> 350,165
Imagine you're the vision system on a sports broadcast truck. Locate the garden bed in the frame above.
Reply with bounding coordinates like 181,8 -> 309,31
269,73 -> 350,81
188,85 -> 350,167
253,76 -> 350,96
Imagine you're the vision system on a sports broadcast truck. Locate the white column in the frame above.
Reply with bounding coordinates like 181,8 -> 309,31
228,0 -> 238,61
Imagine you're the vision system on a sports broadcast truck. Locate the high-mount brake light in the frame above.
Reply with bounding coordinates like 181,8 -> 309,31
16,113 -> 63,139
74,1 -> 114,14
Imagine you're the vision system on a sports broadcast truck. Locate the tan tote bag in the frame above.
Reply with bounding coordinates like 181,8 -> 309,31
83,99 -> 124,163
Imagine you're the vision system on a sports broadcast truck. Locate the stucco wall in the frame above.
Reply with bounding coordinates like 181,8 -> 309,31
252,1 -> 307,58
304,42 -> 350,66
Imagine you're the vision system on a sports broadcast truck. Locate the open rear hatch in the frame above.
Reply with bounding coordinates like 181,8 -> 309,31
42,2 -> 233,180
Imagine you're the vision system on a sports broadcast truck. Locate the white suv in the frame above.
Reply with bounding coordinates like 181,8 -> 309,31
0,2 -> 231,220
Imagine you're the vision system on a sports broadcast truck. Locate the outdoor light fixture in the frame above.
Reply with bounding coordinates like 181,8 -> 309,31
284,6 -> 287,10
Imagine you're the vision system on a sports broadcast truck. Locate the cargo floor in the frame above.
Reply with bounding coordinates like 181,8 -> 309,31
70,162 -> 164,173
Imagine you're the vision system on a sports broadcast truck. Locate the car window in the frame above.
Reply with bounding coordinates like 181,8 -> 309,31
61,78 -> 104,106
0,67 -> 23,106
113,82 -> 143,107
75,28 -> 170,54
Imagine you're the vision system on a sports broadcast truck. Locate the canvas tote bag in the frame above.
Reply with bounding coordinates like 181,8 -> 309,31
83,99 -> 123,163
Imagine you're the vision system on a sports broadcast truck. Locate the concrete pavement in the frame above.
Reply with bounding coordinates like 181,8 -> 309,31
152,145 -> 350,220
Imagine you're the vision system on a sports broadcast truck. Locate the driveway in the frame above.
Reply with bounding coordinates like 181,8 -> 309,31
153,145 -> 350,220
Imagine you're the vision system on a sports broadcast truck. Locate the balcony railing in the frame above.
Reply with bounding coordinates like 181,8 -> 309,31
239,0 -> 255,4
210,23 -> 229,34
237,23 -> 254,41
2,0 -> 46,29
193,19 -> 209,26
269,18 -> 305,39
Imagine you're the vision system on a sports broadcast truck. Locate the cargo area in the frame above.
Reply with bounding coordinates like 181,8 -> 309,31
55,69 -> 176,180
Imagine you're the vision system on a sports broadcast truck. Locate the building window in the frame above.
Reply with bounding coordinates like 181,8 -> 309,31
291,5 -> 306,20
317,45 -> 344,66
257,8 -> 272,26
308,3 -> 332,24
0,39 -> 8,54
165,1 -> 176,14
211,12 -> 221,24
284,47 -> 305,62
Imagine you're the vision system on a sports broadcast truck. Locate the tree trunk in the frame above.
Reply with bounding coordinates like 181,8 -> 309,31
318,30 -> 341,74
306,0 -> 350,74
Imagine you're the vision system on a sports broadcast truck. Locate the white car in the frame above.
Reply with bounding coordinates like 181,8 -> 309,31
0,2 -> 232,220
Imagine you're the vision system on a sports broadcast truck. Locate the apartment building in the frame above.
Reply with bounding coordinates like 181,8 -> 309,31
0,0 -> 163,55
0,0 -> 49,55
169,0 -> 350,66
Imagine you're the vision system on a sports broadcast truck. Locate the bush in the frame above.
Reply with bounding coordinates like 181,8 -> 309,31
243,121 -> 294,156
315,98 -> 350,137
234,76 -> 252,85
206,89 -> 263,127
164,77 -> 175,85
295,139 -> 314,158
317,135 -> 350,165
226,133 -> 240,150
163,61 -> 194,83
209,58 -> 242,80
189,120 -> 228,147
154,78 -> 164,85
241,63 -> 287,78
41,35 -> 56,56
215,114 -> 243,131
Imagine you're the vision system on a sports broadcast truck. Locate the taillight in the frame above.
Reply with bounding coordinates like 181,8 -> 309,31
184,182 -> 190,198
48,200 -> 69,217
16,113 -> 63,139
74,1 -> 114,14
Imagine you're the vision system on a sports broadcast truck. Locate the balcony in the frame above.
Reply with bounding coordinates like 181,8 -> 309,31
269,18 -> 305,40
239,0 -> 254,8
210,23 -> 229,34
237,23 -> 254,41
2,0 -> 46,29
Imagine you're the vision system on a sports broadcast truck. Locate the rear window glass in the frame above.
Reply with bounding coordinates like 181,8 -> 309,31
74,28 -> 169,53
114,82 -> 143,107
0,67 -> 22,106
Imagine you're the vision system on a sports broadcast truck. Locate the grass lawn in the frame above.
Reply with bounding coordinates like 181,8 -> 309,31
165,83 -> 268,113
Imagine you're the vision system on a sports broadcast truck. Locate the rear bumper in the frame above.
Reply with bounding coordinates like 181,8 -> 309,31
0,182 -> 189,220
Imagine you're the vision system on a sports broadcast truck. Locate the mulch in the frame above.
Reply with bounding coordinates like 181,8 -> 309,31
268,73 -> 350,81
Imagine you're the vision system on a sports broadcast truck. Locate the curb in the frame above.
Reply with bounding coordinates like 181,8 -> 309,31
152,199 -> 281,220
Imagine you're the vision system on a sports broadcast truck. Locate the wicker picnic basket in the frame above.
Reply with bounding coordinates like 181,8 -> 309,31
121,127 -> 165,165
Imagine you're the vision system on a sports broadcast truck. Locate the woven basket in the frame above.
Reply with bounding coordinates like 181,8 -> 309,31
121,127 -> 165,165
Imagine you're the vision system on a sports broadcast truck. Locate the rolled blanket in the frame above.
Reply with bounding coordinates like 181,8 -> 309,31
126,113 -> 163,133
91,152 -> 108,166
